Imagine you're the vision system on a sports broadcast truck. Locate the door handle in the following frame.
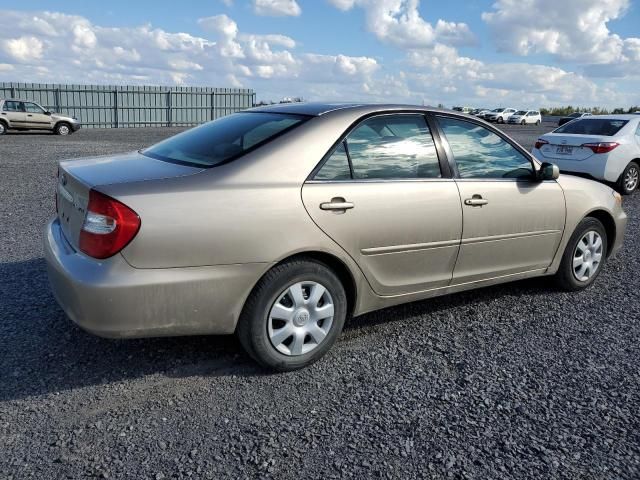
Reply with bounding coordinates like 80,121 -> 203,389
464,195 -> 488,206
320,197 -> 354,212
27,114 -> 33,117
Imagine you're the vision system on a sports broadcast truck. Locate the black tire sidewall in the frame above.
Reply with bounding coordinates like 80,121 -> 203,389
0,121 -> 6,135
55,123 -> 71,135
239,261 -> 347,371
556,218 -> 607,291
618,162 -> 639,195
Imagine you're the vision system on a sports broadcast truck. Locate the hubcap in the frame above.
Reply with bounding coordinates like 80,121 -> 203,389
572,231 -> 603,282
624,166 -> 639,192
267,281 -> 334,356
0,124 -> 5,134
59,125 -> 69,135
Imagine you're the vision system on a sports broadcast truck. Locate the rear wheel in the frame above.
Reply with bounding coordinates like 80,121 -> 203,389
617,162 -> 639,195
0,121 -> 6,135
536,120 -> 541,126
497,117 -> 504,124
554,217 -> 607,291
55,122 -> 71,136
236,258 -> 347,371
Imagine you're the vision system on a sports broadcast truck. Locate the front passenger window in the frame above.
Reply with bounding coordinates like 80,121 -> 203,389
437,117 -> 534,179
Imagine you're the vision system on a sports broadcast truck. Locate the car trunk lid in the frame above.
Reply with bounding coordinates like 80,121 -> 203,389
536,134 -> 607,161
56,151 -> 204,250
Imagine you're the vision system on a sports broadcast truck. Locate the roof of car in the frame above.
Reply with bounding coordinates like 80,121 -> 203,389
247,102 -> 450,117
567,114 -> 639,120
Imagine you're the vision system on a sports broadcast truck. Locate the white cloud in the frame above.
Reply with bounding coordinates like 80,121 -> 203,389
2,36 -> 44,61
253,0 -> 302,17
327,0 -> 476,48
482,0 -> 640,68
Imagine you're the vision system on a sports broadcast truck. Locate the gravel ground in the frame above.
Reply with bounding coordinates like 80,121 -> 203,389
1,119 -> 639,479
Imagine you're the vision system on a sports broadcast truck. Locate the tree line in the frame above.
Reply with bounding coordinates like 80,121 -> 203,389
539,106 -> 640,116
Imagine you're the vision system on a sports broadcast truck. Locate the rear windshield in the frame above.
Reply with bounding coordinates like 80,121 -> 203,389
514,111 -> 527,115
554,119 -> 628,136
142,112 -> 307,167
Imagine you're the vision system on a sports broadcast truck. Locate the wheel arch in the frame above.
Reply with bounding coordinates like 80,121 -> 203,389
251,251 -> 358,319
54,120 -> 71,131
585,209 -> 616,257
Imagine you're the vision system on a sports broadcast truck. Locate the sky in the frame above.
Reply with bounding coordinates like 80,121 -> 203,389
0,0 -> 639,108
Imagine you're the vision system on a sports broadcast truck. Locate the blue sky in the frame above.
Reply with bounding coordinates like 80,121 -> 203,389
1,0 -> 639,107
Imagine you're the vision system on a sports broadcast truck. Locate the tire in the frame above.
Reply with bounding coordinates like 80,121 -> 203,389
497,117 -> 504,124
554,217 -> 607,291
55,122 -> 71,136
521,120 -> 525,125
616,161 -> 639,195
0,121 -> 6,135
236,258 -> 348,371
536,120 -> 541,126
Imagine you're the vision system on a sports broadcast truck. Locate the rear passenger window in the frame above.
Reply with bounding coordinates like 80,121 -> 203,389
437,116 -> 534,179
346,114 -> 441,179
314,114 -> 441,181
314,142 -> 351,180
3,101 -> 23,112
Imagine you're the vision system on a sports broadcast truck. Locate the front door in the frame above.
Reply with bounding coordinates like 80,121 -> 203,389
23,102 -> 53,129
1,101 -> 26,128
434,115 -> 566,284
302,113 -> 462,296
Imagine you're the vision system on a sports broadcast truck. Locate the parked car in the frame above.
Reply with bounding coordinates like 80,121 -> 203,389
452,106 -> 472,114
486,107 -> 517,123
558,112 -> 592,126
0,99 -> 80,135
532,115 -> 640,195
45,103 -> 627,371
507,110 -> 542,125
473,108 -> 491,118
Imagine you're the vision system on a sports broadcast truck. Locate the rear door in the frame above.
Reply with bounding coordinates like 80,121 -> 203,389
302,113 -> 463,296
24,102 -> 53,129
1,101 -> 26,127
433,115 -> 565,284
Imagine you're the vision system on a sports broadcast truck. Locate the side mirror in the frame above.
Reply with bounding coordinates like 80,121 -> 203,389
539,162 -> 560,180
45,111 -> 52,116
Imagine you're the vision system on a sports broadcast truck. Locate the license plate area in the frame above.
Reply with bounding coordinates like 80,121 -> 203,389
556,145 -> 574,155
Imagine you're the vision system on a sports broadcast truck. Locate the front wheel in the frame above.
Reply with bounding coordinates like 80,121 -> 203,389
521,120 -> 526,125
554,217 -> 607,291
536,120 -> 541,126
617,162 -> 639,195
236,259 -> 348,371
497,117 -> 504,124
55,122 -> 71,135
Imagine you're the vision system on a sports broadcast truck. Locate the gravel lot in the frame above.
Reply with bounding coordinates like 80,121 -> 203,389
1,119 -> 639,479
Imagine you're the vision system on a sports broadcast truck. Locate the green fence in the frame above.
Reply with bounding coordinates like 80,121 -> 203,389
0,82 -> 256,128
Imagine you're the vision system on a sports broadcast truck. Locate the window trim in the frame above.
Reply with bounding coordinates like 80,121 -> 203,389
307,110 -> 452,183
2,101 -> 25,113
430,113 -> 541,182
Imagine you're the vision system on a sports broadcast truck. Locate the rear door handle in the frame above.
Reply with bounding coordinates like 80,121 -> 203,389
464,195 -> 488,206
320,197 -> 354,212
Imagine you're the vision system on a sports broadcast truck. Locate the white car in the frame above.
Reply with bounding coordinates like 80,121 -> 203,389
507,110 -> 542,125
532,115 -> 640,195
474,109 -> 491,118
486,108 -> 517,123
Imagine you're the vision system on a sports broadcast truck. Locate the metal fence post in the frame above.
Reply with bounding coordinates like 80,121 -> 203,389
10,86 -> 15,98
113,88 -> 119,128
211,92 -> 216,121
167,90 -> 172,127
54,88 -> 61,113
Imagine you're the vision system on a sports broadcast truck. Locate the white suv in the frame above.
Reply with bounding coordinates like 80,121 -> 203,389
507,110 -> 542,125
486,108 -> 517,124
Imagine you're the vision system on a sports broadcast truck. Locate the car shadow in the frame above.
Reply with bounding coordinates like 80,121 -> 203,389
0,257 -> 555,402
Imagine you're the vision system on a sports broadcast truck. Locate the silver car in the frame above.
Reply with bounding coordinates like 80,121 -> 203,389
45,103 -> 627,370
0,99 -> 80,135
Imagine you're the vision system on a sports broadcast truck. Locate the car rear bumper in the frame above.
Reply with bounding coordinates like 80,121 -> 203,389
610,206 -> 627,258
44,218 -> 269,338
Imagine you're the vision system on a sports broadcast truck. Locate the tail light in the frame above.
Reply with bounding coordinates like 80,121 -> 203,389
534,139 -> 548,149
79,189 -> 140,259
581,142 -> 619,154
